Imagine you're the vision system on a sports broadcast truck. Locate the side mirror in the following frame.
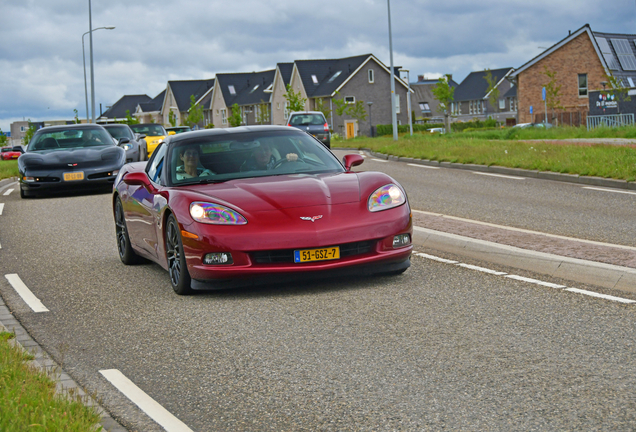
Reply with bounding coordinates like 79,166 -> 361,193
12,146 -> 25,153
135,133 -> 146,140
122,171 -> 157,193
343,154 -> 364,171
168,131 -> 176,136
118,138 -> 131,145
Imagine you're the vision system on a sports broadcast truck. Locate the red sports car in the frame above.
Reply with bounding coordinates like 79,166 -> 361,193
1,147 -> 22,160
113,126 -> 412,294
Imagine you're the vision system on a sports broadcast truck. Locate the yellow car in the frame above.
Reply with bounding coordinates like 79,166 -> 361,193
129,124 -> 168,156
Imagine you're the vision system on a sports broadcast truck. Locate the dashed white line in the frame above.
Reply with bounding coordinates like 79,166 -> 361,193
414,251 -> 635,305
3,189 -> 13,196
407,163 -> 440,169
371,158 -> 389,163
99,369 -> 194,432
565,288 -> 636,304
472,172 -> 525,180
582,186 -> 636,196
505,274 -> 566,289
4,274 -> 49,313
0,203 -> 4,215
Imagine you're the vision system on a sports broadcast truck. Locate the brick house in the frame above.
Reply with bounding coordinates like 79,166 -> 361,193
509,24 -> 636,125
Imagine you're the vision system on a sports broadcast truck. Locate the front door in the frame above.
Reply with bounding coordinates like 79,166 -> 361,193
345,121 -> 355,139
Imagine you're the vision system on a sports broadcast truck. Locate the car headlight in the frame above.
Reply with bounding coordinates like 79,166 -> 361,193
122,143 -> 132,151
190,202 -> 248,225
368,184 -> 406,212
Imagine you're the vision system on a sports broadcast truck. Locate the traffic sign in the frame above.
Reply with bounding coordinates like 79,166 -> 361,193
542,87 -> 546,101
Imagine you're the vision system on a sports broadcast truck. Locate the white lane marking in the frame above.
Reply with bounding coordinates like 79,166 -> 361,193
412,210 -> 636,252
0,203 -> 4,215
565,288 -> 636,304
413,251 -> 636,305
457,263 -> 507,275
407,163 -> 440,169
472,172 -> 525,180
99,369 -> 194,432
3,189 -> 13,196
505,274 -> 566,289
413,251 -> 458,263
371,158 -> 389,163
583,186 -> 636,196
4,274 -> 49,313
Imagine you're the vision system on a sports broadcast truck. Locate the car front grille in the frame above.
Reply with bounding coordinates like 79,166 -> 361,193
251,240 -> 375,264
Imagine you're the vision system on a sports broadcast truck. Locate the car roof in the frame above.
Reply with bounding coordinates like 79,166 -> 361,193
166,125 -> 301,143
35,124 -> 108,133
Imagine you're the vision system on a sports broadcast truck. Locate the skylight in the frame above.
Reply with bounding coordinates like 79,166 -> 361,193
328,71 -> 342,83
228,85 -> 236,95
311,75 -> 319,85
250,84 -> 259,93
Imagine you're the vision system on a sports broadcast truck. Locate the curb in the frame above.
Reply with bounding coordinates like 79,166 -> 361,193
413,227 -> 636,293
336,148 -> 636,190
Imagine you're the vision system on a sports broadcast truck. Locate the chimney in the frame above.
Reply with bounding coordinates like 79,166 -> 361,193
418,75 -> 424,81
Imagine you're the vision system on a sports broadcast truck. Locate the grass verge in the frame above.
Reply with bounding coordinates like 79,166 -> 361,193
0,160 -> 18,181
336,130 -> 636,182
0,331 -> 103,431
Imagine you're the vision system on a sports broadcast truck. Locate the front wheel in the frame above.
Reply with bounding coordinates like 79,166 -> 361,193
165,214 -> 193,295
115,197 -> 144,265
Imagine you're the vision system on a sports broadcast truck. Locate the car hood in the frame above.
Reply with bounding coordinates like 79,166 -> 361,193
185,173 -> 362,211
20,146 -> 123,169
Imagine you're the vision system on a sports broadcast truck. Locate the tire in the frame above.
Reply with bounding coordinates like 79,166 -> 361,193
115,197 -> 144,265
141,145 -> 148,162
165,214 -> 193,295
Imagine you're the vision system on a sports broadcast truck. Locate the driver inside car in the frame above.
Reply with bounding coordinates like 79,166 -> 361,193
240,141 -> 298,171
175,147 -> 215,180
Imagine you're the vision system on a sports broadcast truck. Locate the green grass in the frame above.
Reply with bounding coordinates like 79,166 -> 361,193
0,331 -> 103,431
0,160 -> 18,180
337,128 -> 636,182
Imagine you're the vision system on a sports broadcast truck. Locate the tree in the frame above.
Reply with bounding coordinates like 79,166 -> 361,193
315,98 -> 331,121
228,103 -> 243,127
601,74 -> 631,114
283,84 -> 307,112
432,74 -> 455,132
168,110 -> 177,127
184,95 -> 203,128
22,120 -> 36,145
543,66 -> 563,123
484,69 -> 500,115
0,129 -> 7,146
124,110 -> 139,125
73,109 -> 81,124
346,100 -> 367,123
256,100 -> 270,125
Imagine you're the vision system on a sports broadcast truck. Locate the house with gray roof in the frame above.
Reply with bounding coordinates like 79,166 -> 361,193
161,79 -> 215,128
275,53 -> 411,138
450,67 -> 515,124
135,90 -> 165,124
411,75 -> 459,123
270,63 -> 294,126
98,94 -> 152,123
209,70 -> 275,128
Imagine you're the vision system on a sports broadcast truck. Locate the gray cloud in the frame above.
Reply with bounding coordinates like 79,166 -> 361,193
1,0 -> 635,132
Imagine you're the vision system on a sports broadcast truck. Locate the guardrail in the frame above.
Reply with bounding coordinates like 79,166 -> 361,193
587,113 -> 635,130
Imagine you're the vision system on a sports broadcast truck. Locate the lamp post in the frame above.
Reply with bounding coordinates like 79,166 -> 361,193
399,69 -> 413,135
82,26 -> 115,123
387,0 -> 398,141
367,102 -> 373,137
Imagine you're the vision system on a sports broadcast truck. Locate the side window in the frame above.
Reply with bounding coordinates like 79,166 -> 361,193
578,73 -> 588,97
368,69 -> 374,83
146,142 -> 167,184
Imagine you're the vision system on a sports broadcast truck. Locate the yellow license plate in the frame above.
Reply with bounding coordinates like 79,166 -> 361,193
294,246 -> 340,263
63,172 -> 84,181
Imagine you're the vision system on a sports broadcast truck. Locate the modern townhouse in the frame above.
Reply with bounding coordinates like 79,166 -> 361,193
159,79 -> 215,128
98,94 -> 153,123
411,75 -> 459,122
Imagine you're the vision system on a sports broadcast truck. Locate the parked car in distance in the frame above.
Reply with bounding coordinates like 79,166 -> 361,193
166,126 -> 192,135
513,122 -> 553,129
287,111 -> 331,148
113,125 -> 412,295
1,147 -> 22,160
18,124 -> 126,198
427,127 -> 445,134
129,123 -> 168,157
103,124 -> 148,162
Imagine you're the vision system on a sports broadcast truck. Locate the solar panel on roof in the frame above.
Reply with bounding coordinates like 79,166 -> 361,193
596,37 -> 621,70
611,39 -> 636,71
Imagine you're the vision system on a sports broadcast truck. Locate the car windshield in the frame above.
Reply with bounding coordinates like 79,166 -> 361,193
289,114 -> 325,126
168,130 -> 344,185
130,124 -> 166,136
28,128 -> 115,151
105,125 -> 133,140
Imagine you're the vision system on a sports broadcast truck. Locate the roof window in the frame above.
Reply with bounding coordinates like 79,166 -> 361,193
228,85 -> 236,95
328,71 -> 342,83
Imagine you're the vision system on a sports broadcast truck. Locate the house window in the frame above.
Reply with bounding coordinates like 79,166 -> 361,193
368,69 -> 374,83
228,85 -> 236,95
419,102 -> 430,112
311,75 -> 319,85
344,96 -> 355,104
578,74 -> 588,97
284,101 -> 290,120
221,109 -> 227,125
277,102 -> 280,110
395,94 -> 400,114
20,126 -> 27,132
499,99 -> 506,110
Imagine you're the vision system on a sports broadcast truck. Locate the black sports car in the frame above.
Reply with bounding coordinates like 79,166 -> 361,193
18,124 -> 126,198
103,123 -> 148,162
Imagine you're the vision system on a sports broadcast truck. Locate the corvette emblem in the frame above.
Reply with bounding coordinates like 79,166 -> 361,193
68,163 -> 78,167
300,215 -> 323,222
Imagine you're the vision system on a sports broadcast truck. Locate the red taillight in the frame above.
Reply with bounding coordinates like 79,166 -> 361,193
324,122 -> 329,132
287,123 -> 292,127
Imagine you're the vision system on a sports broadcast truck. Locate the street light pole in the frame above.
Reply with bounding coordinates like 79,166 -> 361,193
387,0 -> 398,141
82,26 -> 114,123
88,0 -> 95,123
400,69 -> 413,135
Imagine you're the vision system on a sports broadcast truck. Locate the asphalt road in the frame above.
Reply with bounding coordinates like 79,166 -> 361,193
1,158 -> 636,430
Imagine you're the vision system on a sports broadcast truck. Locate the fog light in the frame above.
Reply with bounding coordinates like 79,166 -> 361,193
393,234 -> 411,248
203,252 -> 233,265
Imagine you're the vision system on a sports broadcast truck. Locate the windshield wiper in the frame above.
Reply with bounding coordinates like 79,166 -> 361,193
195,178 -> 228,185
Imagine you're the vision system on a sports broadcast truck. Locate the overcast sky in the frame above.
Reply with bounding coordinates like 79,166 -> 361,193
1,0 -> 635,133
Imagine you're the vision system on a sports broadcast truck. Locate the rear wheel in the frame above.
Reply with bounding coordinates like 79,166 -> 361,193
115,197 -> 144,265
165,214 -> 193,295
141,145 -> 148,161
